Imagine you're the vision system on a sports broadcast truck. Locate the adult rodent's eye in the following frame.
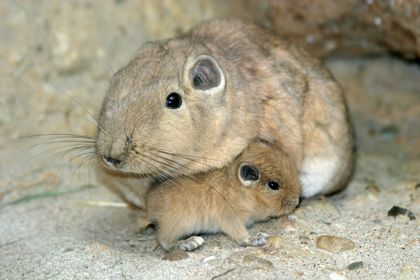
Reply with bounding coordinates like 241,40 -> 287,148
166,92 -> 182,109
266,181 -> 281,190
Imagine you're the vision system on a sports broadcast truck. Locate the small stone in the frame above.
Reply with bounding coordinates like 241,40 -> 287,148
63,247 -> 74,253
202,255 -> 217,263
406,238 -> 420,247
407,212 -> 416,220
89,242 -> 110,252
347,261 -> 363,270
366,184 -> 381,196
242,255 -> 274,270
400,265 -> 419,277
163,250 -> 189,261
329,272 -> 347,280
316,235 -> 355,253
267,236 -> 282,248
387,206 -> 416,220
379,124 -> 399,140
299,235 -> 311,245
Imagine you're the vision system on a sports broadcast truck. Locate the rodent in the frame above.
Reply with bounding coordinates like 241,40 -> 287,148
146,141 -> 301,251
95,18 -> 354,206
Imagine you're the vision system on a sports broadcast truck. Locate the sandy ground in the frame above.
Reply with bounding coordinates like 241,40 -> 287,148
1,1 -> 419,279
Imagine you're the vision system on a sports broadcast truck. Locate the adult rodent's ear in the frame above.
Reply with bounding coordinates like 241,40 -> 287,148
186,55 -> 225,93
238,163 -> 260,187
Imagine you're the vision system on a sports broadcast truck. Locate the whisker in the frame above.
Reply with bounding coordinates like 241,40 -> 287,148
145,144 -> 223,163
132,154 -> 197,210
60,92 -> 110,137
30,145 -> 96,171
18,133 -> 95,140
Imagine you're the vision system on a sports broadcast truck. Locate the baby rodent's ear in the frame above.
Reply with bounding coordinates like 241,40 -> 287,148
185,55 -> 225,94
238,163 -> 260,187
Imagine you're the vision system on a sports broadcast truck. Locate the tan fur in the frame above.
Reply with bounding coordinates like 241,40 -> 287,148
96,18 -> 354,203
146,142 -> 301,251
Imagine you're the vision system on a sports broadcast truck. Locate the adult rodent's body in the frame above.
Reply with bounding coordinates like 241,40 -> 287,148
96,18 -> 354,204
147,141 -> 301,251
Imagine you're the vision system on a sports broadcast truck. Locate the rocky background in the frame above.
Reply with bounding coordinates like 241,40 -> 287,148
0,1 -> 419,279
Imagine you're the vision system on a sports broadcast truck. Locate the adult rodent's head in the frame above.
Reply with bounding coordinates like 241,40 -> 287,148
96,22 -> 262,177
235,142 -> 301,217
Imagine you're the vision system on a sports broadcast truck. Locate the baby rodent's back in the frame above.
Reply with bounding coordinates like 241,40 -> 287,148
146,169 -> 232,226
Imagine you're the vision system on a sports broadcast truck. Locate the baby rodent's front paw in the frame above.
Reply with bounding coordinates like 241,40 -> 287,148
249,232 -> 269,246
176,236 -> 204,251
239,232 -> 269,247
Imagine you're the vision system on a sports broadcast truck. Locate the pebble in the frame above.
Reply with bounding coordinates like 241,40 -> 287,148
267,236 -> 282,248
89,242 -> 110,252
299,235 -> 311,245
316,235 -> 355,253
366,183 -> 381,196
347,261 -> 363,270
202,255 -> 217,264
387,206 -> 416,220
379,124 -> 399,140
163,250 -> 189,261
242,255 -> 274,270
400,265 -> 419,279
329,272 -> 347,280
406,238 -> 420,247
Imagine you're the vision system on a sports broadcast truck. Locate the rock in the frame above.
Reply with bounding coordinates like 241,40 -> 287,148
201,255 -> 217,264
244,0 -> 420,58
347,261 -> 364,270
299,236 -> 312,245
400,265 -> 419,279
329,272 -> 347,280
406,238 -> 420,248
365,183 -> 381,196
387,206 -> 416,220
162,250 -> 189,261
316,235 -> 355,253
242,255 -> 274,270
267,236 -> 282,248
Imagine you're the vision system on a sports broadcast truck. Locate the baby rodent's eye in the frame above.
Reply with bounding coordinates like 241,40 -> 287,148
166,92 -> 182,109
266,181 -> 281,191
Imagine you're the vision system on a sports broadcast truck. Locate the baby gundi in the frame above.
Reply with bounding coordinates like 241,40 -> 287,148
146,141 -> 301,251
96,18 -> 354,210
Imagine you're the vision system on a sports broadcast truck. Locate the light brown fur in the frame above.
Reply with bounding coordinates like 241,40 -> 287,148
96,18 -> 354,205
146,142 -> 301,251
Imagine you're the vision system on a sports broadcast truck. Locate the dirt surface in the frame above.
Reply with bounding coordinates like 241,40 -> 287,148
0,1 -> 419,279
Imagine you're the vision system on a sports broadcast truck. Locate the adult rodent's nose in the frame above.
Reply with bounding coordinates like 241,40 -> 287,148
103,155 -> 122,166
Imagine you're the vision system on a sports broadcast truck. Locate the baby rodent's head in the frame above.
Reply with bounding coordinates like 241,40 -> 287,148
96,37 -> 260,177
235,142 -> 301,216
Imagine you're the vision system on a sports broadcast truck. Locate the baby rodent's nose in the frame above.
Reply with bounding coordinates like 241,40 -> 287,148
102,155 -> 122,167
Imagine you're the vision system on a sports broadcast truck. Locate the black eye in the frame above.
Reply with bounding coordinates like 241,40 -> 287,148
266,181 -> 280,190
166,92 -> 182,109
240,164 -> 260,181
